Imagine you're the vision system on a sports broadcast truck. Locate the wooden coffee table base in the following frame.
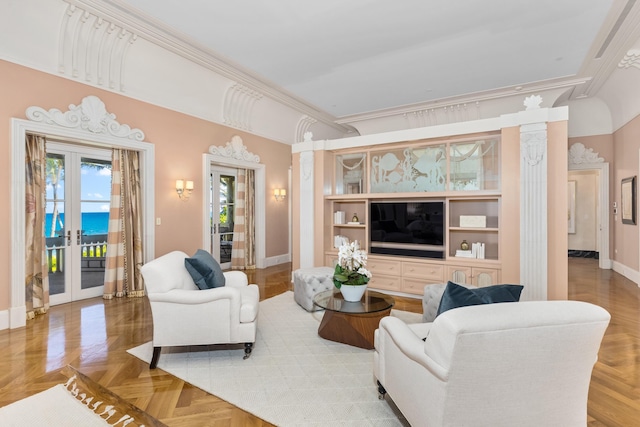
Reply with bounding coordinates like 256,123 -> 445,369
317,308 -> 391,349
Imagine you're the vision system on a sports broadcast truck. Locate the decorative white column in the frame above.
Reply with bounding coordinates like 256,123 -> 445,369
298,149 -> 315,268
519,118 -> 548,300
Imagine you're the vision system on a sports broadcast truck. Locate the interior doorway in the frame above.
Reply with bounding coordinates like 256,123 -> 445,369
10,95 -> 156,329
209,166 -> 237,269
568,158 -> 610,270
568,169 -> 600,259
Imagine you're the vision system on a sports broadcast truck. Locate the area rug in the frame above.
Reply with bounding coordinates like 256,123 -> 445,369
0,368 -> 159,427
128,291 -> 421,426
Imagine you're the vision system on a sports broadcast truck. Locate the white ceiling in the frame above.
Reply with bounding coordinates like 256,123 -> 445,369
116,0 -> 637,119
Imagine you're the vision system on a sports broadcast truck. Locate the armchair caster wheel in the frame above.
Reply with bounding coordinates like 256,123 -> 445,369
377,380 -> 387,399
243,342 -> 253,360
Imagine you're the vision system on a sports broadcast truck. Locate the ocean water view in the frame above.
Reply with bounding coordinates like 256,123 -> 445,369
45,212 -> 110,237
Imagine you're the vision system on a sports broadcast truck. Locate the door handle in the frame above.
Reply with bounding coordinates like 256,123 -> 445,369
76,229 -> 81,245
66,230 -> 71,246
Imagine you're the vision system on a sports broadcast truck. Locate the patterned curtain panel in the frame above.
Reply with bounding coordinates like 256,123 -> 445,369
103,149 -> 144,298
231,169 -> 256,270
25,134 -> 50,319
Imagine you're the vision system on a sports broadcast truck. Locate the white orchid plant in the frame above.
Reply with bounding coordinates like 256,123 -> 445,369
333,241 -> 372,289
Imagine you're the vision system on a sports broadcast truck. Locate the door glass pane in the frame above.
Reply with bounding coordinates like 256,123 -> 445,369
80,158 -> 111,290
219,175 -> 235,264
46,154 -> 66,296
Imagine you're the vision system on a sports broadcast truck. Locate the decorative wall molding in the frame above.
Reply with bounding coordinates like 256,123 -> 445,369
403,102 -> 481,129
295,116 -> 317,143
59,2 -> 137,92
223,83 -> 263,131
300,150 -> 314,181
521,125 -> 547,166
26,95 -> 145,140
568,142 -> 605,165
208,135 -> 260,163
618,49 -> 640,70
523,94 -> 543,110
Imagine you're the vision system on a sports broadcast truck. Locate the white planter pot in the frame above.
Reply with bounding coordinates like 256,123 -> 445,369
340,284 -> 368,302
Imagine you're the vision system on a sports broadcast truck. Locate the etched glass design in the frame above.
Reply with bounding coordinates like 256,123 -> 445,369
370,145 -> 446,193
336,153 -> 366,194
449,139 -> 500,191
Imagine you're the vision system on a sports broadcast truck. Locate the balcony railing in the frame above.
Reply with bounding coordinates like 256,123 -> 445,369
45,233 -> 108,273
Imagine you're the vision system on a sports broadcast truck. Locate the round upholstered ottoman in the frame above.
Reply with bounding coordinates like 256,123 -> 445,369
293,267 -> 335,311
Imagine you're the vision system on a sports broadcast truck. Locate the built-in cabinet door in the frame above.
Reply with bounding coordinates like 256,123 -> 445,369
473,268 -> 499,287
447,266 -> 472,285
446,265 -> 499,287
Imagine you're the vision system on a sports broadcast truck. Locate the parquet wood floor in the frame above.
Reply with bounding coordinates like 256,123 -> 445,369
0,258 -> 637,426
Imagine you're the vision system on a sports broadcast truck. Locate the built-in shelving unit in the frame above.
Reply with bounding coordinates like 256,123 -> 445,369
325,135 -> 503,296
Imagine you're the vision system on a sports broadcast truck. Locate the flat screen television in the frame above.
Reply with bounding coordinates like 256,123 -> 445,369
370,200 -> 445,259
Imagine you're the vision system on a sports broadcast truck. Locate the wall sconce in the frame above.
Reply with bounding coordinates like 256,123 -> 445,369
176,179 -> 194,201
274,188 -> 286,201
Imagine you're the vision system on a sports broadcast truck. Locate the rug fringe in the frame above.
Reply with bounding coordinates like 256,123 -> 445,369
63,375 -> 144,426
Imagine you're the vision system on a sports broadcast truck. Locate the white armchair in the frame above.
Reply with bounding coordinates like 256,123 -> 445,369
374,300 -> 610,427
140,250 -> 260,368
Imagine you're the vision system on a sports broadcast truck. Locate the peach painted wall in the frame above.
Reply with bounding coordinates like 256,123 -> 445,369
0,60 -> 291,311
548,121 -> 569,300
567,134 -> 614,259
613,114 -> 640,271
500,126 -> 520,285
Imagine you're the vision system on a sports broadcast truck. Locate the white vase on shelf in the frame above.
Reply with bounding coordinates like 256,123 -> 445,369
339,284 -> 368,302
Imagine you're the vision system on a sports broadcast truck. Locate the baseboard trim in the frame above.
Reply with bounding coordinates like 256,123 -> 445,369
263,253 -> 291,268
0,310 -> 8,331
612,261 -> 640,286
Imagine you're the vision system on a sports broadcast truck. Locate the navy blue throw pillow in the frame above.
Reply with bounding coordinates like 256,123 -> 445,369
436,281 -> 523,317
184,249 -> 226,290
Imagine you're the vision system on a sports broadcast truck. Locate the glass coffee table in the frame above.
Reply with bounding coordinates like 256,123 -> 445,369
312,289 -> 395,349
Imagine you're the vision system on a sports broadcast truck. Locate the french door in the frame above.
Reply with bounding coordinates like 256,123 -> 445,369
209,167 -> 236,269
46,143 -> 112,305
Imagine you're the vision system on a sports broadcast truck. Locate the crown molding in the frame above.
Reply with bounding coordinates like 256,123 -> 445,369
68,0 -> 352,134
336,76 -> 590,125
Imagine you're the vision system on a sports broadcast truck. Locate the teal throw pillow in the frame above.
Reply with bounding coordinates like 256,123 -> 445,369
436,281 -> 523,317
184,249 -> 226,290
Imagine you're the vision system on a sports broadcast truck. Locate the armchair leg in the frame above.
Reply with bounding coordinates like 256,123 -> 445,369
243,342 -> 253,360
150,346 -> 161,369
377,380 -> 387,400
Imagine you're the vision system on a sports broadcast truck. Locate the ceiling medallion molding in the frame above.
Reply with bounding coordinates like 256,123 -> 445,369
208,135 -> 260,163
25,95 -> 145,141
618,49 -> 640,70
223,83 -> 263,131
568,143 -> 605,165
70,0 -> 350,134
59,2 -> 137,92
295,116 -> 317,143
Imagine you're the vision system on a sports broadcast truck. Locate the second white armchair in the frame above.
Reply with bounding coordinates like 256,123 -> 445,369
374,300 -> 610,427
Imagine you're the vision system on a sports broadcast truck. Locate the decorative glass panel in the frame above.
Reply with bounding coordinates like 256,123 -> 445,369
449,139 -> 500,191
370,145 -> 446,193
335,153 -> 366,194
